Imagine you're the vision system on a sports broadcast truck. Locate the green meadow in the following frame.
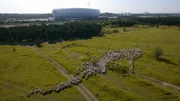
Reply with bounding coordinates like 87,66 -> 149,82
0,45 -> 86,101
0,26 -> 180,101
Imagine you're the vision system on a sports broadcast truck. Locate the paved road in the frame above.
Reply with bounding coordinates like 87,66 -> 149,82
27,46 -> 98,101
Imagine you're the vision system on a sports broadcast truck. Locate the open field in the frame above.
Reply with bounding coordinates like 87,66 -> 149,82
0,25 -> 180,101
39,26 -> 180,101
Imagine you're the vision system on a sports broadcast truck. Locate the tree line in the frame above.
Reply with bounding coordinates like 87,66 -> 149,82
0,14 -> 52,21
0,21 -> 102,42
99,17 -> 180,27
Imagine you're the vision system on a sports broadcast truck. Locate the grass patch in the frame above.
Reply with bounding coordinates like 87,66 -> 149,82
0,45 -> 86,101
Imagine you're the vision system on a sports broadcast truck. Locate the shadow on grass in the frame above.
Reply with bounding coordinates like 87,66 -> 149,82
158,58 -> 178,66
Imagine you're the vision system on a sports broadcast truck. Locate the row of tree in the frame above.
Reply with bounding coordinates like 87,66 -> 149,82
133,17 -> 180,25
99,17 -> 180,27
0,21 -> 102,42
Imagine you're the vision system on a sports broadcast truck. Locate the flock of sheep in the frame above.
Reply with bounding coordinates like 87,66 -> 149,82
27,76 -> 82,97
27,48 -> 142,97
76,48 -> 142,78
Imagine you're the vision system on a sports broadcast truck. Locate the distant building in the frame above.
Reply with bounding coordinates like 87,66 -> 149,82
52,8 -> 100,20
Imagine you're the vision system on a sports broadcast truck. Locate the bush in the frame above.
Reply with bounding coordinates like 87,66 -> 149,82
123,28 -> 127,32
156,25 -> 159,28
36,39 -> 43,48
154,47 -> 164,60
12,48 -> 16,52
178,59 -> 180,66
112,29 -> 119,33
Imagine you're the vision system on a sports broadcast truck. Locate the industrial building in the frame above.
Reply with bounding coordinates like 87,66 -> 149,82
52,8 -> 100,20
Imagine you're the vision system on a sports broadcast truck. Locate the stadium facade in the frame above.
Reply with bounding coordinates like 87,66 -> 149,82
52,8 -> 100,20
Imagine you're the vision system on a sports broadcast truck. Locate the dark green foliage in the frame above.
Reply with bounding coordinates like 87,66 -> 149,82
164,92 -> 172,95
132,17 -> 180,26
0,21 -> 102,42
154,47 -> 164,60
123,28 -> 126,32
98,17 -> 180,27
36,39 -> 43,48
111,20 -> 136,27
12,48 -> 16,52
112,29 -> 119,33
158,58 -> 177,66
157,25 -> 159,28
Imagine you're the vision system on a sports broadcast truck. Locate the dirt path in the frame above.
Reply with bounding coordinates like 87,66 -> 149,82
27,46 -> 98,101
141,75 -> 180,91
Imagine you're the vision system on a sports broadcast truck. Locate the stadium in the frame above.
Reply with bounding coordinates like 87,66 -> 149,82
52,8 -> 100,20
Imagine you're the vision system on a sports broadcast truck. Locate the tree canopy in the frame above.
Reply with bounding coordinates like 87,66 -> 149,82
0,21 -> 102,42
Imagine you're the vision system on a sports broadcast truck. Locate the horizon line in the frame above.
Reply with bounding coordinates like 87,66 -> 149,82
0,12 -> 180,14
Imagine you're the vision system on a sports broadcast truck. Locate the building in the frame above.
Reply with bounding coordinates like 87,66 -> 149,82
52,8 -> 100,20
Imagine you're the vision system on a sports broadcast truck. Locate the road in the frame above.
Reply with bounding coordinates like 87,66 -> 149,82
27,46 -> 98,101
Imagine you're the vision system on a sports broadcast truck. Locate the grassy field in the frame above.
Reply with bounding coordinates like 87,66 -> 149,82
0,45 -> 86,101
0,25 -> 180,101
39,26 -> 180,101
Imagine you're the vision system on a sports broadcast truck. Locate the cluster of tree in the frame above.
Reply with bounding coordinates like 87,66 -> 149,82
0,21 -> 102,42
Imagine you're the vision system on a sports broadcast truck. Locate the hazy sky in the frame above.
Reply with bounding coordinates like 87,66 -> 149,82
0,0 -> 180,13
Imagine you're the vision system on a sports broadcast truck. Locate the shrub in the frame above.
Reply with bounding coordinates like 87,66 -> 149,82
154,47 -> 164,60
156,25 -> 159,28
36,39 -> 43,48
112,29 -> 119,33
12,48 -> 16,52
178,59 -> 180,66
123,28 -> 126,32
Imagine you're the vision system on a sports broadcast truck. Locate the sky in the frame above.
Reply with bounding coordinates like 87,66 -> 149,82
0,0 -> 180,13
